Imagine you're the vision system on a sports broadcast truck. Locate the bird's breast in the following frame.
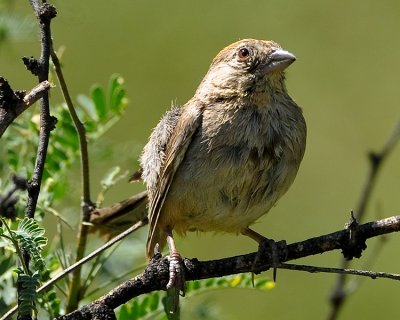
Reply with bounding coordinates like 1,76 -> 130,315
162,101 -> 306,234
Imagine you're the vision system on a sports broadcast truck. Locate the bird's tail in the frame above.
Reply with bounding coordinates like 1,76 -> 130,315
89,191 -> 148,238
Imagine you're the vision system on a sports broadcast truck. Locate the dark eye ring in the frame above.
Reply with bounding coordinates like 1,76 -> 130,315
238,47 -> 251,61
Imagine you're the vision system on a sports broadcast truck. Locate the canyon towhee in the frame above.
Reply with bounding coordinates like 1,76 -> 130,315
91,38 -> 307,300
138,39 -> 307,293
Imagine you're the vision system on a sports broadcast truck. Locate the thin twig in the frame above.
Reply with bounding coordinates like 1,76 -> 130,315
17,2 -> 56,320
25,1 -> 57,219
50,48 -> 91,205
328,120 -> 400,320
0,218 -> 148,320
343,232 -> 388,297
278,263 -> 400,281
0,80 -> 53,137
22,81 -> 53,106
355,120 -> 400,219
50,45 -> 94,312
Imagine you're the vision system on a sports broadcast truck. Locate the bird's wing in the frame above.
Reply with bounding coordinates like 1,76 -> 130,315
147,102 -> 203,256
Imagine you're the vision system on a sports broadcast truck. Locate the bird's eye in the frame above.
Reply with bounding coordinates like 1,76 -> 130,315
238,47 -> 251,61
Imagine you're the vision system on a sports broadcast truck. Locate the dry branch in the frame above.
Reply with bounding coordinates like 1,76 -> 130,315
54,214 -> 400,320
0,79 -> 52,137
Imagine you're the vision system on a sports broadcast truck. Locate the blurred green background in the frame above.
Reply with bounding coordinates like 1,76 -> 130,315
1,0 -> 400,319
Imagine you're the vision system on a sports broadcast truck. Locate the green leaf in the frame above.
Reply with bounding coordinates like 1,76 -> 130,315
116,292 -> 164,320
111,86 -> 126,113
17,271 -> 40,317
205,278 -> 215,287
77,94 -> 98,121
13,218 -> 48,274
38,289 -> 61,318
91,85 -> 107,120
108,74 -> 127,113
149,292 -> 160,311
118,304 -> 130,320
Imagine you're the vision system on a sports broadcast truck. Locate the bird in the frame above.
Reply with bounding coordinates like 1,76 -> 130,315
138,38 -> 307,294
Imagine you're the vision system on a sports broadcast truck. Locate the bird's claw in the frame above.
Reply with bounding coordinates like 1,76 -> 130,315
165,252 -> 186,314
252,238 -> 281,283
167,251 -> 186,296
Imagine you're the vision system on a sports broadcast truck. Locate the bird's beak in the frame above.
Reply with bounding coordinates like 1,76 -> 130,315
265,49 -> 296,73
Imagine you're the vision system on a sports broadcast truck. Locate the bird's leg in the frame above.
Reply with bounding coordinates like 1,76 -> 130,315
165,227 -> 185,314
165,227 -> 186,295
242,227 -> 284,282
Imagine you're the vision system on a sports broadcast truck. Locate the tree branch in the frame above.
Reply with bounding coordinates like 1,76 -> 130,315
49,45 -> 96,312
0,78 -> 52,137
15,2 -> 57,319
328,119 -> 400,320
24,0 -> 57,219
53,214 -> 400,320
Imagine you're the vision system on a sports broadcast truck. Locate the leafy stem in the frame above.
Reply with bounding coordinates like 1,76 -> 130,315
0,217 -> 30,275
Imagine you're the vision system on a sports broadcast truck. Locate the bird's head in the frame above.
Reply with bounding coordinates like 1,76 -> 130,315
195,39 -> 296,104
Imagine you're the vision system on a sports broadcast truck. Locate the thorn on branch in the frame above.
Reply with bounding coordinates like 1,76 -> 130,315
368,151 -> 382,169
38,3 -> 57,21
49,115 -> 58,131
342,211 -> 367,260
22,56 -> 40,76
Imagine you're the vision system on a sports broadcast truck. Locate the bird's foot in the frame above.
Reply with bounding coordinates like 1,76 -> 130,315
167,251 -> 186,294
165,252 -> 185,314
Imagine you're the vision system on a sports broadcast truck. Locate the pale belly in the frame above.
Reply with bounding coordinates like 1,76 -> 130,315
154,101 -> 306,236
161,143 -> 300,235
